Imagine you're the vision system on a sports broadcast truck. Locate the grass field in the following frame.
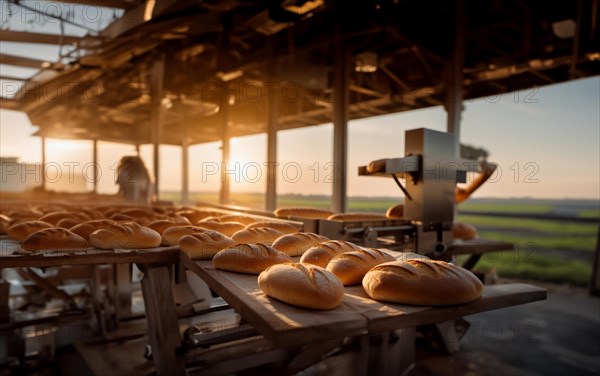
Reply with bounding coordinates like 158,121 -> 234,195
163,191 -> 599,286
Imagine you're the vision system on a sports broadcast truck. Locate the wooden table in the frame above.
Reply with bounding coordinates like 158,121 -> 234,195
0,238 -> 184,375
181,252 -> 545,374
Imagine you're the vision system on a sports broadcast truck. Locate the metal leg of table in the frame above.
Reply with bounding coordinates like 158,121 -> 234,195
139,264 -> 186,376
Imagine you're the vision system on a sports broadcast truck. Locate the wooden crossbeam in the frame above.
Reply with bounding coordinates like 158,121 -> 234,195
0,30 -> 85,45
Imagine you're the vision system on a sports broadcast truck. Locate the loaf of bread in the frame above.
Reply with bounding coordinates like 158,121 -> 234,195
161,225 -> 211,246
70,219 -> 118,240
39,211 -> 86,225
326,248 -> 396,285
362,259 -> 484,305
452,222 -> 478,240
7,220 -> 54,241
385,204 -> 404,219
218,214 -> 257,225
231,227 -> 285,244
89,222 -> 162,249
22,228 -> 90,251
366,158 -> 387,173
177,209 -> 222,224
213,243 -> 293,274
195,221 -> 245,237
300,240 -> 363,268
327,213 -> 387,222
179,231 -> 237,260
56,217 -> 81,229
274,207 -> 335,219
0,214 -> 10,234
258,263 -> 344,310
244,221 -> 300,234
145,218 -> 191,235
272,232 -> 329,256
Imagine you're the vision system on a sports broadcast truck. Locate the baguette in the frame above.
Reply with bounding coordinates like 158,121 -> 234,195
300,240 -> 362,268
231,227 -> 285,244
218,214 -> 257,225
161,225 -> 212,246
366,158 -> 387,173
274,207 -> 335,219
272,232 -> 329,257
258,263 -> 344,310
326,248 -> 396,285
70,219 -> 118,240
39,211 -> 87,225
362,259 -> 484,305
195,221 -> 245,237
22,228 -> 89,251
244,221 -> 300,234
179,231 -> 237,260
177,209 -> 222,224
327,213 -> 387,222
89,222 -> 162,249
145,218 -> 191,235
7,220 -> 54,242
213,243 -> 293,274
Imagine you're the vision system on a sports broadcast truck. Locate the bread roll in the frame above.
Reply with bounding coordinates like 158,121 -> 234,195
89,222 -> 162,249
274,207 -> 335,219
385,204 -> 404,219
70,219 -> 118,240
39,211 -> 86,225
120,208 -> 157,218
453,222 -> 478,240
7,221 -> 54,241
179,231 -> 237,260
326,248 -> 396,285
195,221 -> 245,237
177,209 -> 221,224
272,232 -> 329,257
300,240 -> 362,268
56,217 -> 81,229
145,218 -> 191,235
362,259 -> 484,305
258,263 -> 344,310
213,243 -> 293,274
22,228 -> 90,251
218,214 -> 257,225
231,227 -> 284,244
244,221 -> 300,234
366,158 -> 387,173
162,225 -> 211,246
327,213 -> 387,222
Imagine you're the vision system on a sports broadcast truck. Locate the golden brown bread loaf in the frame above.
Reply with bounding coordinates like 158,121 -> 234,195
385,204 -> 404,219
258,263 -> 345,310
145,218 -> 191,234
177,209 -> 222,224
161,225 -> 211,246
452,222 -> 478,240
231,227 -> 285,244
366,158 -> 388,173
56,217 -> 81,229
274,207 -> 335,219
7,221 -> 54,241
362,259 -> 484,305
179,231 -> 237,260
195,221 -> 245,237
39,211 -> 86,225
0,214 -> 10,234
326,248 -> 396,286
69,220 -> 118,240
272,232 -> 330,257
22,228 -> 90,251
300,240 -> 363,268
213,243 -> 293,274
89,222 -> 162,249
218,214 -> 257,225
244,221 -> 300,234
327,213 -> 387,222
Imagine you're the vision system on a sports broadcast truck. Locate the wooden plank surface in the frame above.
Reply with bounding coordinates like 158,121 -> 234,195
182,252 -> 545,348
0,237 -> 179,268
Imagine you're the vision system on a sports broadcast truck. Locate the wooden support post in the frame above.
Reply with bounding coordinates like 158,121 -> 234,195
182,141 -> 189,205
139,264 -> 185,375
332,28 -> 349,213
41,136 -> 46,191
266,42 -> 279,212
220,95 -> 232,205
92,139 -> 98,193
113,264 -> 133,321
150,55 -> 165,201
446,0 -> 465,156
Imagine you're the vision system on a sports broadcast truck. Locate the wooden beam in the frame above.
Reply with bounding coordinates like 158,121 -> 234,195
54,0 -> 136,10
0,75 -> 29,82
332,29 -> 349,213
0,30 -> 85,45
0,53 -> 50,69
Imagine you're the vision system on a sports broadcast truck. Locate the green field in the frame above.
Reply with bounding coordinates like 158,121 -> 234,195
162,191 -> 599,287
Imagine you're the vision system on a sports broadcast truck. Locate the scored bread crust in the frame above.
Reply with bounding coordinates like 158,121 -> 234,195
244,221 -> 300,235
161,225 -> 212,246
272,232 -> 330,256
179,231 -> 237,260
274,207 -> 335,219
69,219 -> 118,240
452,222 -> 478,240
89,222 -> 162,249
217,214 -> 257,225
7,220 -> 54,241
258,263 -> 344,310
327,213 -> 387,222
326,248 -> 396,285
299,240 -> 362,268
145,218 -> 191,235
196,221 -> 245,237
231,227 -> 285,244
213,243 -> 292,274
22,228 -> 89,251
362,259 -> 484,306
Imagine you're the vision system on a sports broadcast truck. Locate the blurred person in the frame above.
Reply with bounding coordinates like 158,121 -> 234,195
116,156 -> 153,204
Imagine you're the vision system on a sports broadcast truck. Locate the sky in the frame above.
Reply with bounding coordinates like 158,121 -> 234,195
0,1 -> 599,200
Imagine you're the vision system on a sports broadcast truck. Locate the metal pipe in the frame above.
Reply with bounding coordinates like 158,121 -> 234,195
446,0 -> 465,156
